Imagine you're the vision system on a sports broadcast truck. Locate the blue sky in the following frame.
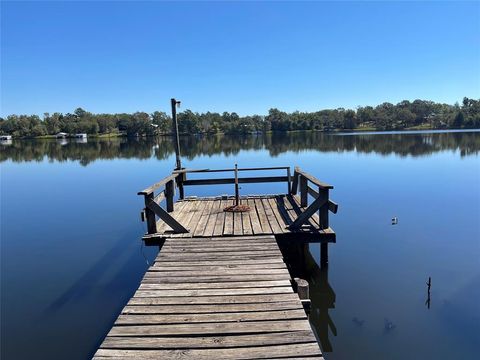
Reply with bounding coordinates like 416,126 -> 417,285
1,1 -> 479,117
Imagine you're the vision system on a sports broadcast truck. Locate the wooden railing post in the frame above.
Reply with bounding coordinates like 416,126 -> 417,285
144,193 -> 157,234
165,180 -> 175,212
287,167 -> 292,194
318,188 -> 329,229
300,175 -> 308,207
177,172 -> 186,200
291,167 -> 299,195
294,277 -> 311,314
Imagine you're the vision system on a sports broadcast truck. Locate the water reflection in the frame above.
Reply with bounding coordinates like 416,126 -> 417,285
2,129 -> 478,360
75,137 -> 88,144
304,248 -> 337,353
278,242 -> 337,354
1,130 -> 479,166
44,234 -> 131,314
56,138 -> 69,146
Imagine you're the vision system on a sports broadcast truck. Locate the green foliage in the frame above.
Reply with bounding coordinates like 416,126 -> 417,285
0,98 -> 479,138
453,112 -> 464,128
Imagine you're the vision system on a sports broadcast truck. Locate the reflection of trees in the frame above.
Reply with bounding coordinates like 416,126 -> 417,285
177,131 -> 480,159
1,131 -> 478,166
178,134 -> 264,159
0,138 -> 161,166
264,131 -> 480,157
304,248 -> 337,354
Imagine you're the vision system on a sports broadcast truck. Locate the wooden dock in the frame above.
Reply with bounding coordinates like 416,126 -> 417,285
93,165 -> 337,359
94,235 -> 324,359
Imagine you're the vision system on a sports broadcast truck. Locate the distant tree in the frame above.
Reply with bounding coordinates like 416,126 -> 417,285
178,110 -> 201,134
152,111 -> 171,134
44,113 -> 60,134
266,108 -> 290,131
96,114 -> 117,134
343,110 -> 357,129
396,108 -> 416,128
357,106 -> 375,124
453,112 -> 464,128
411,100 -> 435,125
74,108 -> 88,118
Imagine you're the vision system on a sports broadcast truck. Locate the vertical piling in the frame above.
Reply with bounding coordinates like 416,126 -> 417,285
321,243 -> 329,269
171,98 -> 182,170
294,277 -> 311,314
144,193 -> 157,234
234,163 -> 240,206
300,175 -> 308,207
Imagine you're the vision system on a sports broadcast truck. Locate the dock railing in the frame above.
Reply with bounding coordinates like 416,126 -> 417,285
138,166 -> 337,235
138,172 -> 187,234
173,166 -> 292,194
290,166 -> 338,230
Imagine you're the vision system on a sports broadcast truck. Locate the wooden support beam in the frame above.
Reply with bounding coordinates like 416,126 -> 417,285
307,186 -> 338,214
321,243 -> 329,268
300,175 -> 308,207
176,172 -> 186,200
165,180 -> 175,212
144,193 -> 157,234
307,185 -> 318,198
147,199 -> 188,233
183,176 -> 288,186
174,166 -> 290,174
291,170 -> 299,195
287,167 -> 292,194
328,200 -> 338,214
288,195 -> 328,230
318,188 -> 329,230
171,98 -> 182,170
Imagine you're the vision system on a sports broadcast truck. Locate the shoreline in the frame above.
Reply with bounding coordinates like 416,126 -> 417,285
3,127 -> 479,140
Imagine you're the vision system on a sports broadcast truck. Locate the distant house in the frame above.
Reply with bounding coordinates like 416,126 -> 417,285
0,135 -> 12,141
74,133 -> 88,139
56,132 -> 68,138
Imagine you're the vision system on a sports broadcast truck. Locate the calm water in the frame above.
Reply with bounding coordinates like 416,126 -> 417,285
1,131 -> 479,359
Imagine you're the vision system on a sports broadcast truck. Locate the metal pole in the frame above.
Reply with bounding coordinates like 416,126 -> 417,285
171,98 -> 182,170
234,163 -> 239,206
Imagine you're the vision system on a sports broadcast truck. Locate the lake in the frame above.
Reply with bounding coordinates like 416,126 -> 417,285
1,130 -> 479,359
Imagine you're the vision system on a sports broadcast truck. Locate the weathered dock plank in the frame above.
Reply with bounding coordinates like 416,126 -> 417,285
100,330 -> 316,348
94,342 -> 323,359
115,309 -> 308,324
94,235 -> 322,359
121,301 -> 303,314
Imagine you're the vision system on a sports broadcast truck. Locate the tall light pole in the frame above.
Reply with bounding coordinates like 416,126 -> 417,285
171,98 -> 182,170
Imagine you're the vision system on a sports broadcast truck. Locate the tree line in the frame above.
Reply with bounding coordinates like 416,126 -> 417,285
1,98 -> 479,138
